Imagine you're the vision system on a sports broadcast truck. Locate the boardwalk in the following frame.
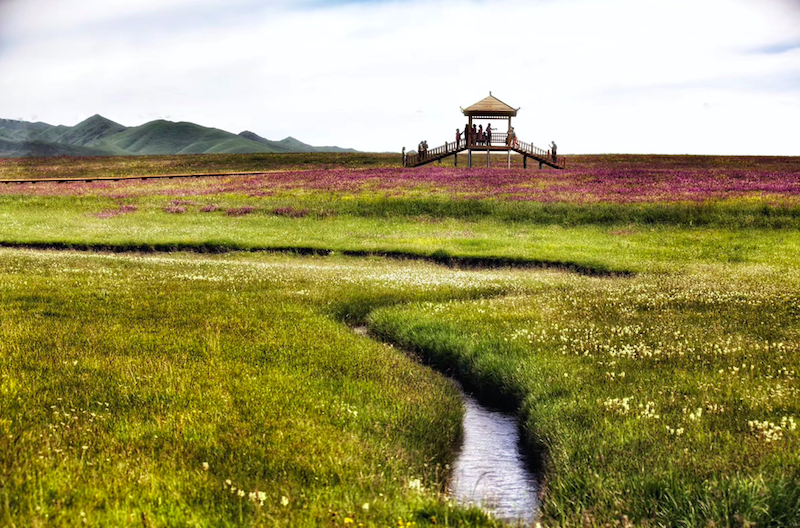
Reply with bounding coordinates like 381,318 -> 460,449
405,133 -> 564,169
405,93 -> 564,170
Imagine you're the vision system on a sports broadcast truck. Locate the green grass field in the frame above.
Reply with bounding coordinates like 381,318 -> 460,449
1,153 -> 799,527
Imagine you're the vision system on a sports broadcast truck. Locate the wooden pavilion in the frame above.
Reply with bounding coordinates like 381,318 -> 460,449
404,93 -> 563,169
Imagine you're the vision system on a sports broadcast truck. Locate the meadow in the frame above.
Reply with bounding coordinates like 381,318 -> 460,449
1,153 -> 799,527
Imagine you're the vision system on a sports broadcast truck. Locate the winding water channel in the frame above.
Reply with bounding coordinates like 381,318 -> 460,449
450,389 -> 539,526
354,326 -> 540,525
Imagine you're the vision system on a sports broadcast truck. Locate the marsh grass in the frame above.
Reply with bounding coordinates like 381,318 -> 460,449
369,266 -> 800,527
3,153 -> 800,527
3,194 -> 800,275
0,152 -> 399,180
0,250 -> 521,527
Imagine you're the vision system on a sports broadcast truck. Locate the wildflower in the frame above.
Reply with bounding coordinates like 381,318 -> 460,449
361,502 -> 369,511
281,495 -> 289,506
237,490 -> 245,498
344,518 -> 354,524
202,462 -> 209,471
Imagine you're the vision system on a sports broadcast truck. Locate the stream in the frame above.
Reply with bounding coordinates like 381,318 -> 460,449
450,388 -> 539,526
353,326 -> 540,525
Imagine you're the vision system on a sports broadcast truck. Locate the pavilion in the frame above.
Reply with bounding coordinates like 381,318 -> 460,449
404,93 -> 563,169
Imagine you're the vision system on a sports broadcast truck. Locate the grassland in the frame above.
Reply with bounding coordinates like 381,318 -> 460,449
0,152 -> 397,181
1,153 -> 799,527
1,250 -> 525,527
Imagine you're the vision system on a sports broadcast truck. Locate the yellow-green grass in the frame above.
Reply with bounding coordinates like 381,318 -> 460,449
2,195 -> 800,275
0,249 -> 533,527
3,153 -> 800,527
369,264 -> 800,527
0,152 -> 399,180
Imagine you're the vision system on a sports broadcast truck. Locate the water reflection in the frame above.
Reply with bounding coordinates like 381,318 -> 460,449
450,391 -> 539,526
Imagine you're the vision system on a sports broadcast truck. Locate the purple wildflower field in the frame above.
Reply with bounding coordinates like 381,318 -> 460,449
1,155 -> 798,203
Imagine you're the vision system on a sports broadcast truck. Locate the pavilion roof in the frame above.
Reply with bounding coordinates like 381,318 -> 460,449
461,93 -> 518,117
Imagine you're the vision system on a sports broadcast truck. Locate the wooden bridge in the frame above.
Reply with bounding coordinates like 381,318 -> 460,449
403,93 -> 564,170
404,133 -> 564,169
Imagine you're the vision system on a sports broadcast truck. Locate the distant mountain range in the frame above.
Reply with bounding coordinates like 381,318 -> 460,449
0,115 -> 357,157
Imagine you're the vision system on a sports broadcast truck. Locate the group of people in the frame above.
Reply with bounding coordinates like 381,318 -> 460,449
417,140 -> 429,159
457,123 -> 494,147
506,126 -> 518,148
453,123 -> 524,149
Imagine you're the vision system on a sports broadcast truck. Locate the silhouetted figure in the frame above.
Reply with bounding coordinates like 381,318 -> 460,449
464,124 -> 470,147
402,146 -> 406,166
486,123 -> 492,145
477,125 -> 483,146
550,141 -> 557,163
472,124 -> 477,146
456,128 -> 461,148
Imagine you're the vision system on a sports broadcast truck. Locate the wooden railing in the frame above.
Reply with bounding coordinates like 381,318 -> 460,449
405,140 -> 466,167
404,136 -> 563,168
513,140 -> 564,167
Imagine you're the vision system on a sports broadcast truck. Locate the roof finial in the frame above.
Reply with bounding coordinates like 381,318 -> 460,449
489,91 -> 492,96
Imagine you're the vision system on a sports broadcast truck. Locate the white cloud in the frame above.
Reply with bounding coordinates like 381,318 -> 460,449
0,0 -> 798,153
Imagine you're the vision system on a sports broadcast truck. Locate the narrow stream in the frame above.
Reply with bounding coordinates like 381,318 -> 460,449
353,326 -> 540,525
450,389 -> 539,526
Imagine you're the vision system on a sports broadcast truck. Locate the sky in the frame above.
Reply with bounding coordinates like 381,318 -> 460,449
0,0 -> 799,154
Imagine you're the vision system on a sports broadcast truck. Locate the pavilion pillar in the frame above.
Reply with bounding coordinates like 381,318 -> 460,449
487,149 -> 490,168
523,155 -> 527,169
454,152 -> 458,167
507,150 -> 511,169
468,150 -> 472,168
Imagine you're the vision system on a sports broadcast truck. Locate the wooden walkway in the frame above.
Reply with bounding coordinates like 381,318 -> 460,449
406,133 -> 564,169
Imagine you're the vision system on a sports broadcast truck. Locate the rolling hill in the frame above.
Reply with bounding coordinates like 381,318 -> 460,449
0,116 -> 357,157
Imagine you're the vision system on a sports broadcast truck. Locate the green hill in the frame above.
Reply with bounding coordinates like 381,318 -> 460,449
0,116 -> 358,157
99,120 -> 275,155
57,115 -> 127,147
240,131 -> 357,153
0,119 -> 54,142
0,138 -> 115,158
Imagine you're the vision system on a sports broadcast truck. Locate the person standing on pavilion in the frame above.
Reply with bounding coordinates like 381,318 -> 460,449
486,123 -> 492,146
456,128 -> 461,148
464,124 -> 470,147
550,141 -> 557,163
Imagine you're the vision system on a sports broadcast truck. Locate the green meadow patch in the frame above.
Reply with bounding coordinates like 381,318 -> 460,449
2,153 -> 800,527
0,249 -> 531,527
369,265 -> 800,527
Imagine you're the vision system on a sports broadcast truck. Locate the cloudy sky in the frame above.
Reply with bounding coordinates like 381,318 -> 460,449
1,0 -> 798,154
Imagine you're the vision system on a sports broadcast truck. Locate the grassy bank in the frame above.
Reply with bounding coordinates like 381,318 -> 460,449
0,249 -> 530,527
2,195 -> 800,274
369,265 -> 800,526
